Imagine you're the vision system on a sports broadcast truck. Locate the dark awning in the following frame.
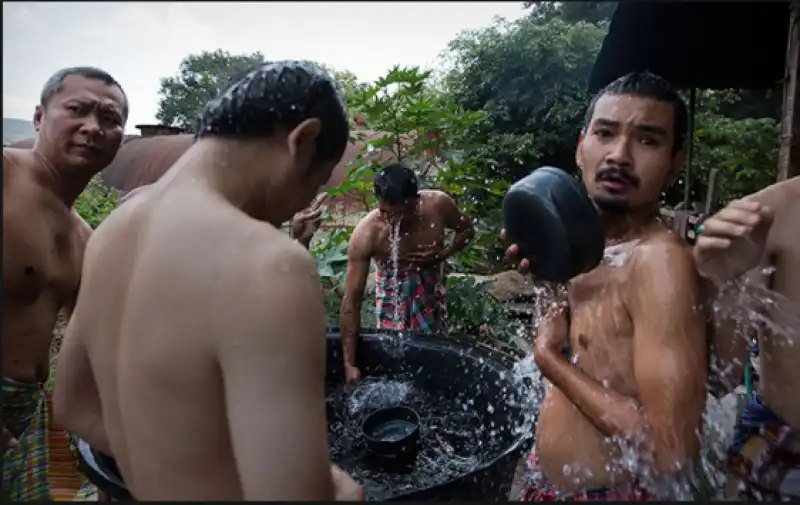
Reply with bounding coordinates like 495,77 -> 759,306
589,2 -> 790,92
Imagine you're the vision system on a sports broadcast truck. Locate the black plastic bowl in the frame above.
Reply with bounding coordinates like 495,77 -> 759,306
502,166 -> 604,282
362,406 -> 421,471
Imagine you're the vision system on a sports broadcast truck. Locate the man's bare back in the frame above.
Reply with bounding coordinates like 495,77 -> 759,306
53,61 -> 362,501
66,183 -> 330,499
535,226 -> 707,492
2,149 -> 91,383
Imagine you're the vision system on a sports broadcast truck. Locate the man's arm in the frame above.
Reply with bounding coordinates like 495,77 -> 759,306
339,221 -> 373,369
437,194 -> 474,260
52,313 -> 112,455
219,243 -> 333,500
628,241 -> 707,474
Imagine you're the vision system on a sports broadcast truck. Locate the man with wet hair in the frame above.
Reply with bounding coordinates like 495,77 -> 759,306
504,72 -> 707,500
52,61 -> 362,500
694,176 -> 800,501
2,66 -> 128,500
339,163 -> 474,384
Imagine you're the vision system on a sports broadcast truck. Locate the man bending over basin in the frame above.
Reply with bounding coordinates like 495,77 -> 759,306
52,61 -> 362,500
504,72 -> 707,500
694,176 -> 800,501
339,163 -> 474,384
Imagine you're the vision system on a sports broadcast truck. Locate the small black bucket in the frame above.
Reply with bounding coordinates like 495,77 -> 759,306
361,406 -> 421,473
502,166 -> 604,282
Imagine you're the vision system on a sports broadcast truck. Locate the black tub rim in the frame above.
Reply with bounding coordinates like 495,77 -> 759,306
325,328 -> 535,499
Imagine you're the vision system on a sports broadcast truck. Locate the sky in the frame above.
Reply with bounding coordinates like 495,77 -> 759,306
3,1 -> 529,134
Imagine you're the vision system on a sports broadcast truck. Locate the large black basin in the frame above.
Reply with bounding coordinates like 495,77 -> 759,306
325,330 -> 534,501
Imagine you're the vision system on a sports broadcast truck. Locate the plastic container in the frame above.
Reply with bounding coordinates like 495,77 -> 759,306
502,166 -> 605,282
362,406 -> 421,473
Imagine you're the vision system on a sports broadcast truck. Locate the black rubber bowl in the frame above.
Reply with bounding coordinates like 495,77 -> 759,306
502,166 -> 605,282
362,406 -> 421,472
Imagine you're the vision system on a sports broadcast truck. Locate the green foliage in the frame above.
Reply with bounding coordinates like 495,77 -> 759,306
74,174 -> 119,228
445,276 -> 523,353
156,50 -> 267,132
155,51 -> 368,133
325,66 -> 501,274
443,15 -> 608,186
661,90 -> 781,207
523,1 -> 617,25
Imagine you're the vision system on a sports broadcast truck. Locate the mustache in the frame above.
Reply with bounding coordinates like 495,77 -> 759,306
595,166 -> 640,189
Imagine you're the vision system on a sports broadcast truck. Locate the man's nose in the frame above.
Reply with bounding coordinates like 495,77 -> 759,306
79,114 -> 104,137
605,137 -> 633,167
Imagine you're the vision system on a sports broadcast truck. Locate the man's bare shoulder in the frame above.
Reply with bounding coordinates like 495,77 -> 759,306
3,148 -> 34,185
630,229 -> 695,277
350,210 -> 380,253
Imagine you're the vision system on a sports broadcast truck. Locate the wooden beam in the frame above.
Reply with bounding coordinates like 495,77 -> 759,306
778,0 -> 800,181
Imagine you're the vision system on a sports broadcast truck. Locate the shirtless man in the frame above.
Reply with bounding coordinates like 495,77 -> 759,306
694,176 -> 800,501
504,72 -> 707,500
2,67 -> 127,501
339,163 -> 474,384
52,61 -> 362,500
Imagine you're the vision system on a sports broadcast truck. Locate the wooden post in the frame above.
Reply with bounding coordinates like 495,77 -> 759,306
778,0 -> 800,181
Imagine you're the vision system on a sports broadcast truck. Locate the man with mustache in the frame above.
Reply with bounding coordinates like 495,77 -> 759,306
505,72 -> 707,500
694,176 -> 800,501
2,67 -> 128,500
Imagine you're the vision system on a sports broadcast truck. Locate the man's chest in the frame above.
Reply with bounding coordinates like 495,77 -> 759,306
374,219 -> 445,257
567,267 -> 636,386
3,197 -> 87,306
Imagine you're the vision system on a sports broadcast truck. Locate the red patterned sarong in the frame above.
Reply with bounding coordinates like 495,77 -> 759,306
521,450 -> 653,502
375,265 -> 447,336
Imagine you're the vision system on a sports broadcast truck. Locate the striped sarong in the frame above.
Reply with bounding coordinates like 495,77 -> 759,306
375,265 -> 447,336
521,451 -> 653,501
2,377 -> 96,501
725,395 -> 800,501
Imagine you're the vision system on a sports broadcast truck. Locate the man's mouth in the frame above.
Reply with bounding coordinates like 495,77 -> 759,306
597,172 -> 635,191
71,143 -> 98,154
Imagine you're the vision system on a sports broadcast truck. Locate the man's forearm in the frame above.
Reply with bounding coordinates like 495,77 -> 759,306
538,349 -> 648,440
442,228 -> 474,259
339,303 -> 362,366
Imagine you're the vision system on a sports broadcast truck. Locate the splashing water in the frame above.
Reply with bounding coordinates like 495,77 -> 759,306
327,375 -> 505,501
388,220 -> 402,327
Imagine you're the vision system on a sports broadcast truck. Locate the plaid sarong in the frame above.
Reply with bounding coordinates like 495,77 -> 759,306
521,450 -> 653,501
725,395 -> 800,501
2,377 -> 96,501
375,265 -> 447,336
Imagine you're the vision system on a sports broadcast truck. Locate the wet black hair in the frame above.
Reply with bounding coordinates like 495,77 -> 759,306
373,163 -> 419,205
195,60 -> 349,165
583,71 -> 688,154
41,66 -> 129,118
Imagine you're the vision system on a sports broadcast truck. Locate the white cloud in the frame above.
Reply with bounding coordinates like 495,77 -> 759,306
3,1 -> 528,133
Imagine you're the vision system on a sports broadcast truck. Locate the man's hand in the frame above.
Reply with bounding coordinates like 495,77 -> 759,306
533,304 -> 570,370
694,199 -> 774,284
344,364 -> 361,385
292,194 -> 329,247
500,229 -> 531,273
2,425 -> 19,453
331,464 -> 364,501
403,242 -> 444,268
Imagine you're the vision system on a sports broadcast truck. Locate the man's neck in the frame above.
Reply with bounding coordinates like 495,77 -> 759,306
600,207 -> 661,246
167,138 -> 286,226
30,147 -> 95,208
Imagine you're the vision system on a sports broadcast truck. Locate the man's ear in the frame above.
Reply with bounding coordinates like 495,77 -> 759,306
667,148 -> 686,186
287,118 -> 322,170
33,105 -> 44,132
575,130 -> 586,170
